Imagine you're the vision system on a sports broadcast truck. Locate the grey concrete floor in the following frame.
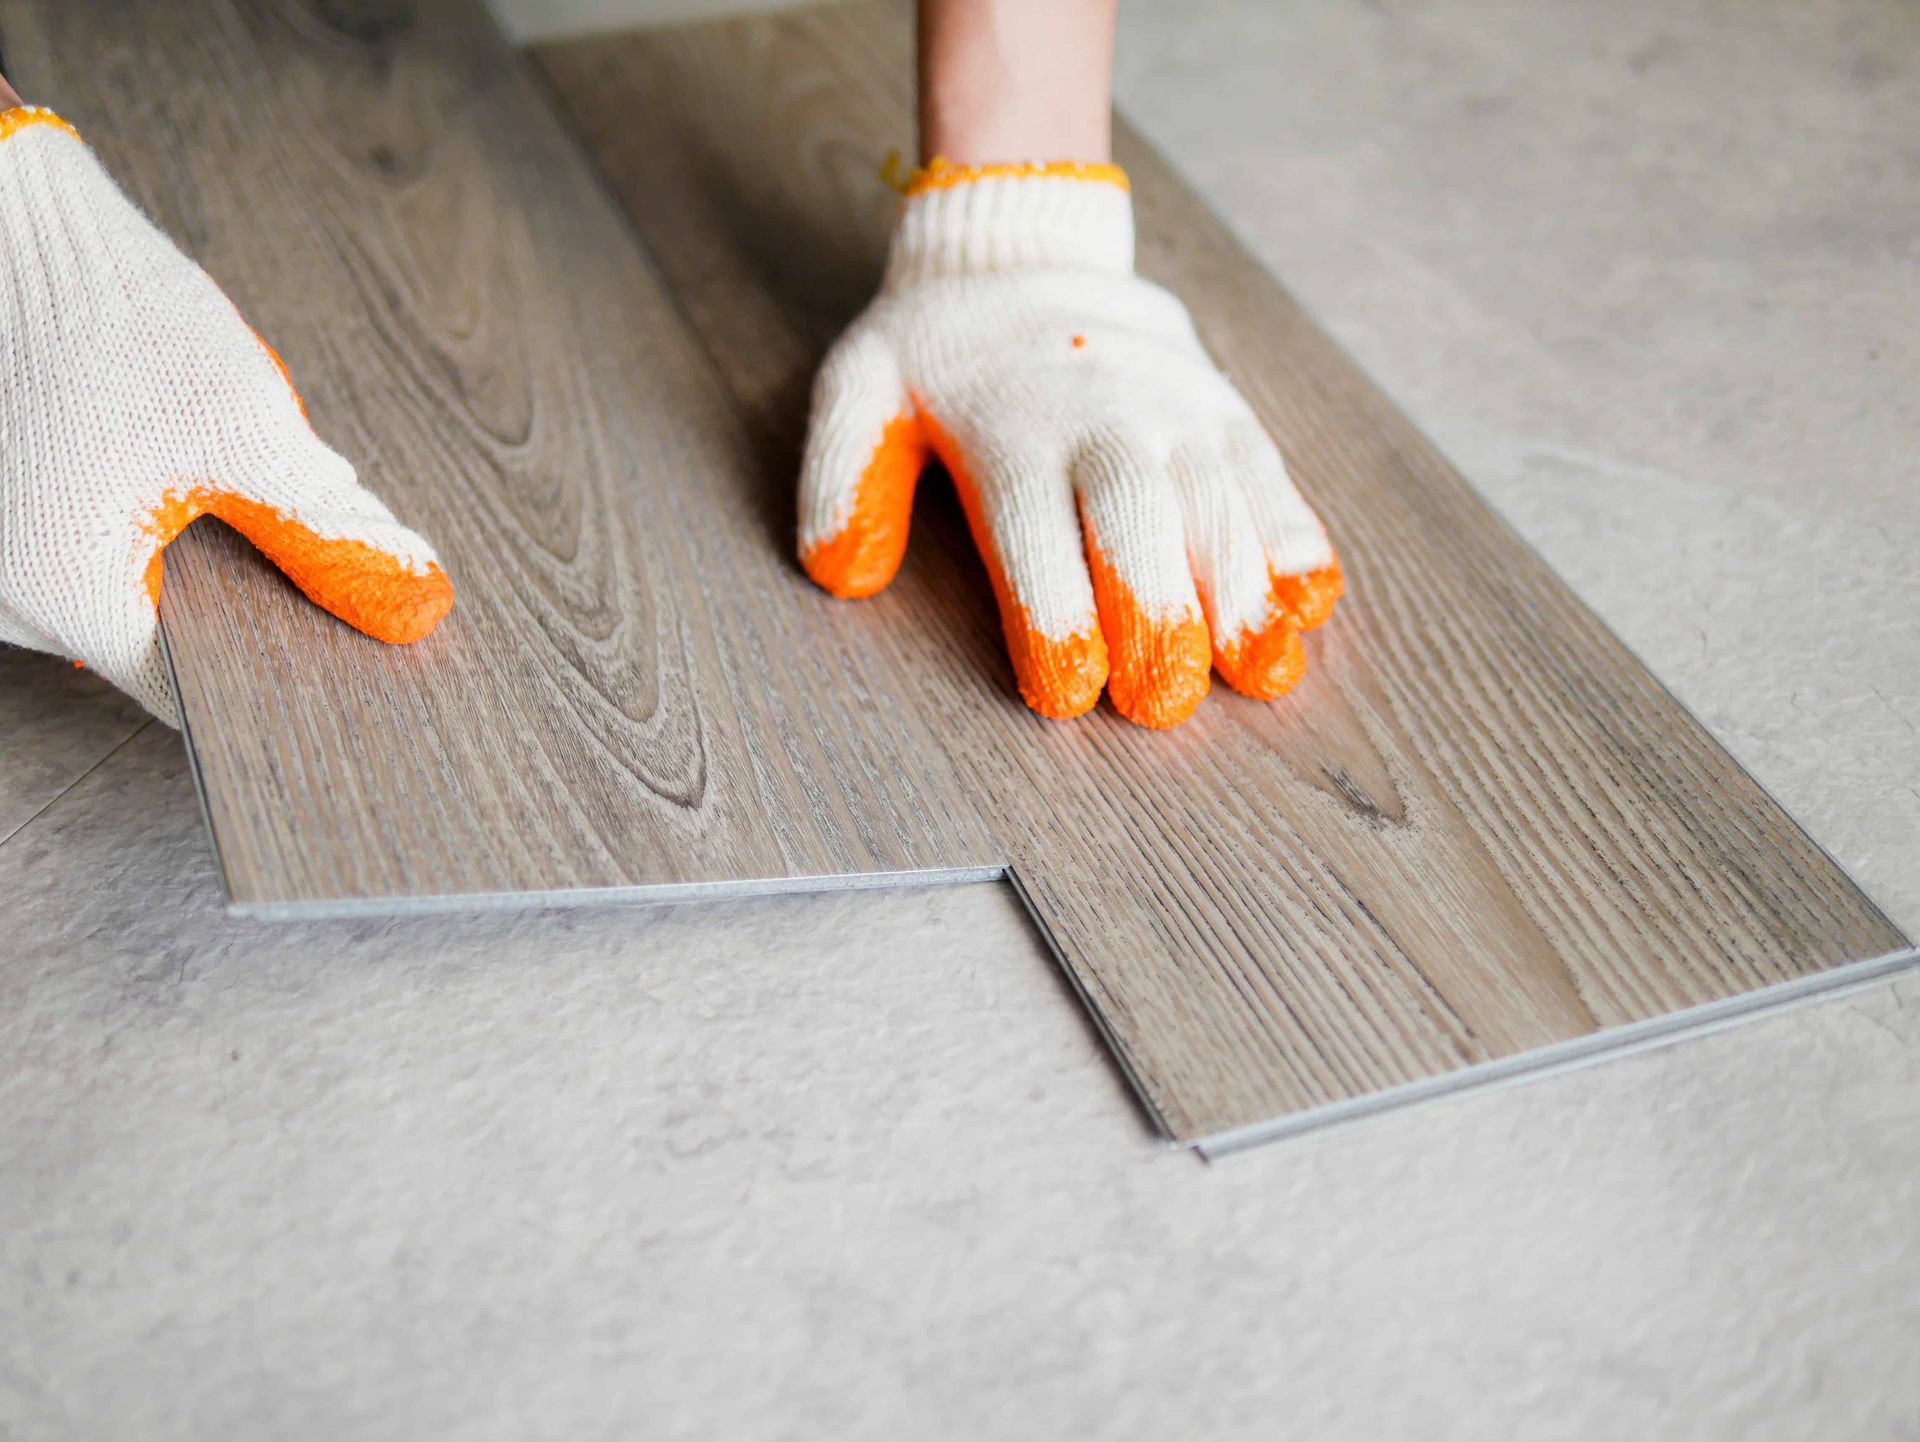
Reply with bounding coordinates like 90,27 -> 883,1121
4,0 -> 1918,1437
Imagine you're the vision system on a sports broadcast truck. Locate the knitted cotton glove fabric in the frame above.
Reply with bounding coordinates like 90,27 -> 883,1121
0,107 -> 452,726
798,159 -> 1343,729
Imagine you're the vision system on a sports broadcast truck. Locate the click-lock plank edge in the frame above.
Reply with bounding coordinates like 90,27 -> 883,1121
6,0 -> 1903,1146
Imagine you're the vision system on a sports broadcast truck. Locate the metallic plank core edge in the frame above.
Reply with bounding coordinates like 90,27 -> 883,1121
224,864 -> 1013,923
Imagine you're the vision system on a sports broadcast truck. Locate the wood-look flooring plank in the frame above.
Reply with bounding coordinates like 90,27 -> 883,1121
0,0 -> 997,909
531,2 -> 1910,1139
2,0 -> 1904,1145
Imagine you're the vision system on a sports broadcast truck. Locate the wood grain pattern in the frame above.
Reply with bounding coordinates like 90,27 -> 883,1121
531,3 -> 1909,1139
1,0 -> 998,907
3,0 -> 1903,1145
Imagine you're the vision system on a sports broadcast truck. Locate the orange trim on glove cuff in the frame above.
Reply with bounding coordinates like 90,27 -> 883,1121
0,106 -> 81,146
900,156 -> 1131,198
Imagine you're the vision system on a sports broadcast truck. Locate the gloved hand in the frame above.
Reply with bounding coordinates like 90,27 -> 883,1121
798,159 -> 1341,729
0,106 -> 452,727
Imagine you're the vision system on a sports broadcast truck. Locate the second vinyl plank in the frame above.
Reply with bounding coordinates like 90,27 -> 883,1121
532,2 -> 1911,1143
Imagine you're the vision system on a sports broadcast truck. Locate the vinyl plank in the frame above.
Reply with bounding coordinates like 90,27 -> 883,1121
1,0 -> 1905,1145
0,0 -> 996,907
531,3 -> 1911,1140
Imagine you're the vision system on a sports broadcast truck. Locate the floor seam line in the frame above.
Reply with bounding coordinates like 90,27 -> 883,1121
0,717 -> 156,852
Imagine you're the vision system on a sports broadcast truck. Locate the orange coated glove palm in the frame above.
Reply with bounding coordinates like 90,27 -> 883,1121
797,160 -> 1341,728
0,108 -> 452,726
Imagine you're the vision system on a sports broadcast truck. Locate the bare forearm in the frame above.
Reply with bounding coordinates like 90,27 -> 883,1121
0,73 -> 22,109
916,0 -> 1116,164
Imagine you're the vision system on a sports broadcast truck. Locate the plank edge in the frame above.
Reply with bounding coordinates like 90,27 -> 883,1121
1196,944 -> 1920,1158
159,613 -> 241,908
1002,868 -> 1188,1150
224,863 -> 1011,921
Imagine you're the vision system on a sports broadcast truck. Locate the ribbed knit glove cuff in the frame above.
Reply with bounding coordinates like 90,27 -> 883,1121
883,160 -> 1136,284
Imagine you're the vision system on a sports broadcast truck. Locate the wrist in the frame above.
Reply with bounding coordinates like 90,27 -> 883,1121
885,159 -> 1135,284
916,0 -> 1117,167
920,91 -> 1111,170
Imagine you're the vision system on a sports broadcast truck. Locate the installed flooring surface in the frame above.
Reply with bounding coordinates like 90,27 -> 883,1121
3,0 -> 1918,1435
1,0 -> 1908,1146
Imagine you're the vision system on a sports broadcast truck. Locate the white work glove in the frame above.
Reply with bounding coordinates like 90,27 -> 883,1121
0,106 -> 452,726
798,159 -> 1342,729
